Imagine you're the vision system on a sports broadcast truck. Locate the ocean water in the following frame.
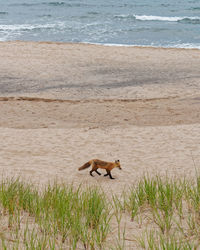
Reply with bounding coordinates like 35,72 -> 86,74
0,0 -> 200,48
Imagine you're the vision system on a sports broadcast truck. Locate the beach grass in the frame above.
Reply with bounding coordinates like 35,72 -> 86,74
0,176 -> 200,249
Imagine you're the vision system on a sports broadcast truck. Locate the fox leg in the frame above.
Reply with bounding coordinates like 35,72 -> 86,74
95,170 -> 101,175
109,172 -> 115,179
104,170 -> 115,179
90,164 -> 95,177
90,164 -> 101,177
95,168 -> 101,175
104,169 -> 108,176
90,170 -> 94,177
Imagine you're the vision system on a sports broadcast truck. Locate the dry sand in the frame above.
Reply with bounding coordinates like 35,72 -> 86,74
0,96 -> 200,190
0,41 -> 200,248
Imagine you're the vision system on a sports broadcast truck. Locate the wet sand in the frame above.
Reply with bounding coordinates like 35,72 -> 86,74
0,41 -> 200,99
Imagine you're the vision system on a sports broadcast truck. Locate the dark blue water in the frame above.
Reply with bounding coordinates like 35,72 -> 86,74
0,0 -> 200,48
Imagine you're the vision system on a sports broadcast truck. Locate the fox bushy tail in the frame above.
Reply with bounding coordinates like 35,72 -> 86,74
78,161 -> 92,171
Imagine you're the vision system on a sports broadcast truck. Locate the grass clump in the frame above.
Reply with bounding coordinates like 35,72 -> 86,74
1,175 -> 200,249
137,230 -> 195,250
0,179 -> 111,249
122,175 -> 200,249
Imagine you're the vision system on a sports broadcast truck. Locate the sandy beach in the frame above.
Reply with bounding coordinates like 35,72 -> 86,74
0,41 -> 200,185
0,41 -> 200,248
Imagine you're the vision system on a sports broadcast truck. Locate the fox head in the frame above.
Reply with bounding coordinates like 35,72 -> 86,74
115,160 -> 122,170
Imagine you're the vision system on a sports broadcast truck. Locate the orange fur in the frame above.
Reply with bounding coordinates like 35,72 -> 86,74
78,159 -> 121,179
78,160 -> 93,171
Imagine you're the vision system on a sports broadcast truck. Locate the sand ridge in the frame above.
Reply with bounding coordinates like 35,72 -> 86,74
0,95 -> 199,129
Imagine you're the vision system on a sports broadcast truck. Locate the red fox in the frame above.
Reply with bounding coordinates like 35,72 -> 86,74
78,159 -> 121,179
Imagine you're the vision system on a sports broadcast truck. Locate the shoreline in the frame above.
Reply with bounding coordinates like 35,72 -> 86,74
1,40 -> 200,51
82,41 -> 200,51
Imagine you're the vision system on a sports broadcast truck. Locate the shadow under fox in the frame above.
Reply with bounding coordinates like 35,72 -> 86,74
78,159 -> 121,179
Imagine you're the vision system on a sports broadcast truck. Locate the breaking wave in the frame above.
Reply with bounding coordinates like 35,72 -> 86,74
0,23 -> 64,31
115,14 -> 200,23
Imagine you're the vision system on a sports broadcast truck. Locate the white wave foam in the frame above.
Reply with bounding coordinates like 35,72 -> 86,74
0,37 -> 7,41
82,42 -> 200,50
134,15 -> 200,22
172,43 -> 200,49
0,23 -> 64,31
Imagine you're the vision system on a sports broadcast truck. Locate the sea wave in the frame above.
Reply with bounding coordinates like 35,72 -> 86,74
190,7 -> 200,11
0,12 -> 8,15
0,23 -> 64,31
115,14 -> 200,23
9,2 -> 65,7
135,15 -> 200,23
83,42 -> 200,50
135,15 -> 183,21
10,2 -> 92,7
47,2 -> 65,6
45,1 -> 93,7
